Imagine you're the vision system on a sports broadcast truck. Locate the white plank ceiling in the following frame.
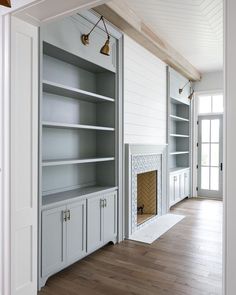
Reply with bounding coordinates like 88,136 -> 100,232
125,0 -> 223,73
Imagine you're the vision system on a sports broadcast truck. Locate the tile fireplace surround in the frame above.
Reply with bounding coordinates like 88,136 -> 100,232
125,144 -> 168,238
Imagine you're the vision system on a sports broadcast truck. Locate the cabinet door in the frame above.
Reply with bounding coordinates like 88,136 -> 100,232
184,170 -> 190,197
169,174 -> 175,205
174,174 -> 180,201
42,205 -> 66,277
87,195 -> 103,253
67,200 -> 86,264
180,173 -> 185,199
103,192 -> 117,244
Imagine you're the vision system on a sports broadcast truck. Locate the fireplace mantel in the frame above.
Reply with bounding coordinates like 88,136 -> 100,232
125,144 -> 168,238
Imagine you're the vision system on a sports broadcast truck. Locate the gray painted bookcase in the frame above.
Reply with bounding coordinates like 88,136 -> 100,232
167,67 -> 192,207
38,12 -> 123,288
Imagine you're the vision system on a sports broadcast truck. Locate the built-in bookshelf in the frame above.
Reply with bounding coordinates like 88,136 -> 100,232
40,39 -> 117,207
168,85 -> 191,171
167,67 -> 192,207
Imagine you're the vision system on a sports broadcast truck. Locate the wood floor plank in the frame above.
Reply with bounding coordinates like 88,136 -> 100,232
38,198 -> 222,295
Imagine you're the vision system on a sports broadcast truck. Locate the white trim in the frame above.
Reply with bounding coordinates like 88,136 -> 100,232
192,91 -> 224,198
0,14 -> 11,295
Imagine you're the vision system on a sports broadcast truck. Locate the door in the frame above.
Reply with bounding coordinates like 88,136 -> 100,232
41,206 -> 66,277
198,115 -> 223,198
67,200 -> 86,264
87,195 -> 103,253
10,17 -> 38,295
103,192 -> 117,244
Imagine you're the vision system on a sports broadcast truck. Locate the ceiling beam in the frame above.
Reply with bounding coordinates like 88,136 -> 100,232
94,0 -> 201,81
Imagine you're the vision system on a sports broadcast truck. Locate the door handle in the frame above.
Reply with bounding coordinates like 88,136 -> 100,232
104,199 -> 107,207
220,163 -> 223,171
100,199 -> 104,208
63,211 -> 67,222
67,209 -> 71,221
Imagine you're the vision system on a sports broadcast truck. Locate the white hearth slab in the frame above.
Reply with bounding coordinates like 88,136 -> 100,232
129,214 -> 185,244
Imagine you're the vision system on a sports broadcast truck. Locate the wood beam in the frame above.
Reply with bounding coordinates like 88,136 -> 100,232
94,0 -> 201,81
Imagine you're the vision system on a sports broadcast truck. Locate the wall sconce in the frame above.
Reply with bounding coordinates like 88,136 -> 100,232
188,90 -> 194,100
179,80 -> 191,94
0,0 -> 11,7
81,16 -> 111,56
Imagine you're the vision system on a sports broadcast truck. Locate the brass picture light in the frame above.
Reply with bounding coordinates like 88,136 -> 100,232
188,90 -> 195,100
179,80 -> 191,94
81,16 -> 111,56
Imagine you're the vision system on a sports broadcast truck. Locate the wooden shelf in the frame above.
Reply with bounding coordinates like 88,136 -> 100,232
42,121 -> 115,131
170,115 -> 189,122
170,133 -> 189,138
42,186 -> 118,207
42,157 -> 115,167
43,80 -> 115,103
170,151 -> 189,155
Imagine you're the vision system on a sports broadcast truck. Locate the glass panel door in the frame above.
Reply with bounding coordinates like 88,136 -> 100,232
198,115 -> 223,198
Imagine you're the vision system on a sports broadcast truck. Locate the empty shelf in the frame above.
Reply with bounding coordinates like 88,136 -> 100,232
170,167 -> 190,173
43,80 -> 115,103
170,151 -> 189,155
170,115 -> 189,122
42,186 -> 118,207
42,157 -> 115,167
170,134 -> 189,138
42,121 -> 115,131
170,96 -> 190,105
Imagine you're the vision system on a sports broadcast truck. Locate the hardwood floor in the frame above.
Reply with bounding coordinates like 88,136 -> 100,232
38,198 -> 222,295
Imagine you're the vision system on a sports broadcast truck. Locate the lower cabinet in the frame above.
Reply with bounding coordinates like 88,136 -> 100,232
41,200 -> 86,277
41,205 -> 67,277
169,169 -> 190,207
87,192 -> 117,253
41,191 -> 117,285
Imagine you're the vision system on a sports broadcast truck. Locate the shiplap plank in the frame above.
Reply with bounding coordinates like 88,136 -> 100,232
123,35 -> 166,145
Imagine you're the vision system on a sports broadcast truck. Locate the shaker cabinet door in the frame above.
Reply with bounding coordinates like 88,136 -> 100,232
67,200 -> 86,264
87,195 -> 103,253
103,192 -> 117,244
42,205 -> 66,277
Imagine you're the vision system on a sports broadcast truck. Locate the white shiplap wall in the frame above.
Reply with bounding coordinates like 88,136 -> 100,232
124,35 -> 167,145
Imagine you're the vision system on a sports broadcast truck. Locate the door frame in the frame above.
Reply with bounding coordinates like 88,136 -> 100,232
192,90 -> 224,198
197,114 -> 223,199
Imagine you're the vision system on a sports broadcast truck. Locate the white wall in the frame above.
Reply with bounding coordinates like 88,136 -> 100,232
194,70 -> 223,92
123,35 -> 167,145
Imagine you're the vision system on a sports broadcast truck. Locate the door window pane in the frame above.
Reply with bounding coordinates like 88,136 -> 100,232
212,95 -> 223,113
211,144 -> 219,166
201,144 -> 210,166
201,120 -> 210,142
201,167 -> 210,190
199,96 -> 211,114
210,167 -> 219,190
211,119 -> 220,142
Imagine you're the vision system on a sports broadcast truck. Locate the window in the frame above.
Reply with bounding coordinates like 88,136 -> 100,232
198,94 -> 223,114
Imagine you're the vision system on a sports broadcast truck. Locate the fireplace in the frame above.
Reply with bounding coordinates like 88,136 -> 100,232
137,170 -> 157,225
125,144 -> 168,238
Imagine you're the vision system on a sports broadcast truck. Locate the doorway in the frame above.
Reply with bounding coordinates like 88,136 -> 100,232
196,94 -> 224,199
